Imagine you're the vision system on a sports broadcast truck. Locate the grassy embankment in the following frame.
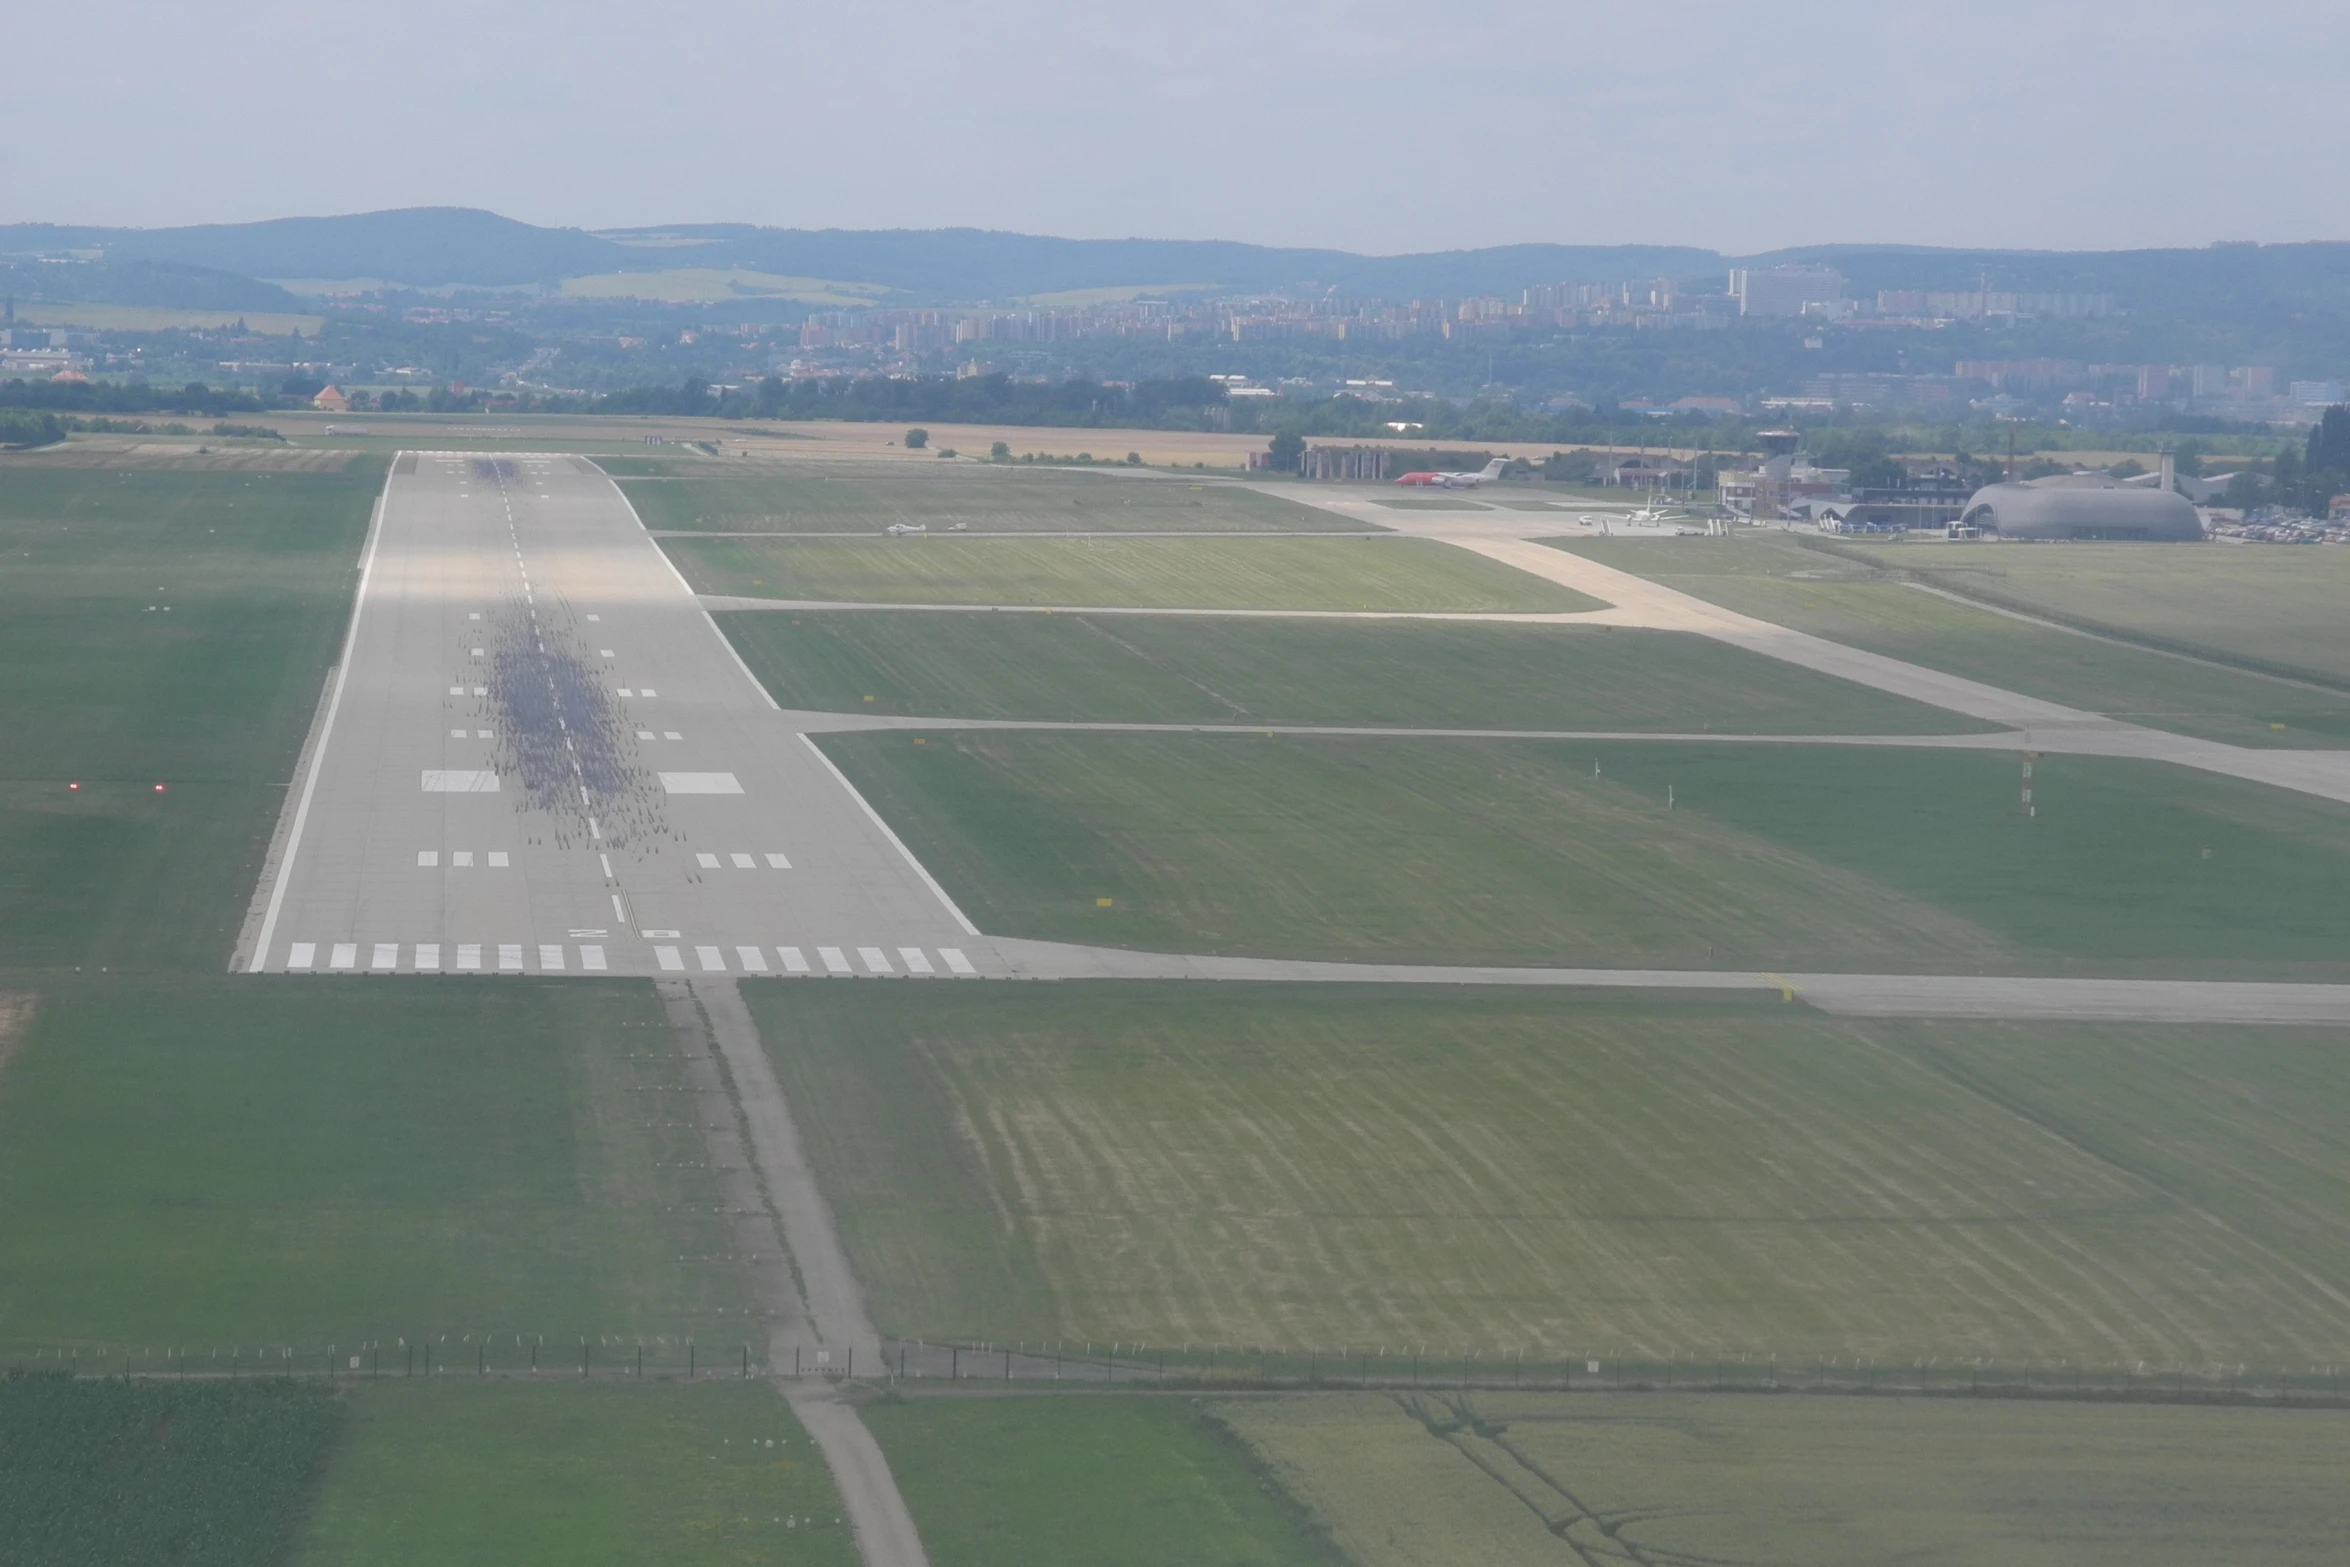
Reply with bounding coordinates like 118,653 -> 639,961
297,1381 -> 850,1567
0,979 -> 753,1358
749,981 -> 2350,1369
612,463 -> 1367,533
0,461 -> 381,973
816,730 -> 2350,976
1553,533 -> 2350,748
715,611 -> 1984,733
864,1396 -> 1331,1567
1218,1391 -> 2350,1567
662,534 -> 1597,612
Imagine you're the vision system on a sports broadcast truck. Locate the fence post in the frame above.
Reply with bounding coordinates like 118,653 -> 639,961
689,1343 -> 696,1380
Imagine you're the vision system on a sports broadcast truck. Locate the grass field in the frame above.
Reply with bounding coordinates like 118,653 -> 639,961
819,731 -> 2350,973
0,461 -> 381,971
863,1395 -> 1329,1567
0,978 -> 753,1354
1832,535 -> 2350,688
749,982 -> 2350,1367
614,464 -> 1371,534
718,611 -> 1984,731
297,1381 -> 850,1567
2,1374 -> 344,1567
1556,534 -> 2350,748
1218,1392 -> 2350,1567
666,535 -> 1595,612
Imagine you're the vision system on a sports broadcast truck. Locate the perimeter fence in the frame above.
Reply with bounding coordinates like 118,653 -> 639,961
13,1334 -> 2350,1409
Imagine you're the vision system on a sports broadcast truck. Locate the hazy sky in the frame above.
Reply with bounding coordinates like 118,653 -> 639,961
11,0 -> 2347,254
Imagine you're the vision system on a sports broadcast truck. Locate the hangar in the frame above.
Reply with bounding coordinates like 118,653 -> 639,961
1957,480 -> 2202,541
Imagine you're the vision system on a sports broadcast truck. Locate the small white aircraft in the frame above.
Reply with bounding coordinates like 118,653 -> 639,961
1580,502 -> 1712,536
1394,458 -> 1508,489
884,523 -> 928,536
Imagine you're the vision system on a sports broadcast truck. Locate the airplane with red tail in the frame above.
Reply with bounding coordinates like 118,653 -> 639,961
1394,458 -> 1507,489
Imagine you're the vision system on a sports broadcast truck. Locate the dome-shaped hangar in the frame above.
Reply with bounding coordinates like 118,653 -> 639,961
1959,482 -> 2202,541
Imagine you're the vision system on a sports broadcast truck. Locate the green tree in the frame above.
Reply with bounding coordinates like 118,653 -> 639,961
990,440 -> 1010,460
1267,430 -> 1304,472
904,427 -> 928,449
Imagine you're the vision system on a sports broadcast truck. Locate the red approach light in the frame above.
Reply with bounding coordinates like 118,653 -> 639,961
68,781 -> 79,791
153,783 -> 166,793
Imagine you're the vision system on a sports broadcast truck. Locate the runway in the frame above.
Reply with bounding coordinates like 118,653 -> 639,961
235,453 -> 2350,1025
240,454 -> 984,978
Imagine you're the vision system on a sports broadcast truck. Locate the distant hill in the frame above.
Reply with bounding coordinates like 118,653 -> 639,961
606,225 -> 1721,301
0,256 -> 303,313
0,209 -> 624,289
3,209 -> 2348,325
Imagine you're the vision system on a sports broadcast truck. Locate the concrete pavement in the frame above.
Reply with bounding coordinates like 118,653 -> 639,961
238,453 -> 987,979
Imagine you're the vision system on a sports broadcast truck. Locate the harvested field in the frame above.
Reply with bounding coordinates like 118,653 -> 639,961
750,982 -> 2350,1367
818,731 -> 2350,974
297,1381 -> 849,1567
665,535 -> 1593,612
717,611 -> 1984,731
1218,1392 -> 2350,1567
1558,534 -> 2350,748
612,463 -> 1361,533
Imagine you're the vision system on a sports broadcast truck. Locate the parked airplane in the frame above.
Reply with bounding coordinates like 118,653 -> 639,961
1394,458 -> 1508,489
884,523 -> 928,536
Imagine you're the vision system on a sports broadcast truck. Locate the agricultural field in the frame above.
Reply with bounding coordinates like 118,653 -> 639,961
297,1381 -> 850,1567
1556,533 -> 2350,748
0,978 -> 754,1356
817,730 -> 2350,974
664,534 -> 1594,612
612,463 -> 1362,533
863,1395 -> 1329,1567
718,611 -> 1985,732
1,1374 -> 343,1567
0,459 -> 380,972
6,302 -> 324,335
1217,1392 -> 2350,1567
749,981 -> 2350,1368
559,266 -> 885,306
